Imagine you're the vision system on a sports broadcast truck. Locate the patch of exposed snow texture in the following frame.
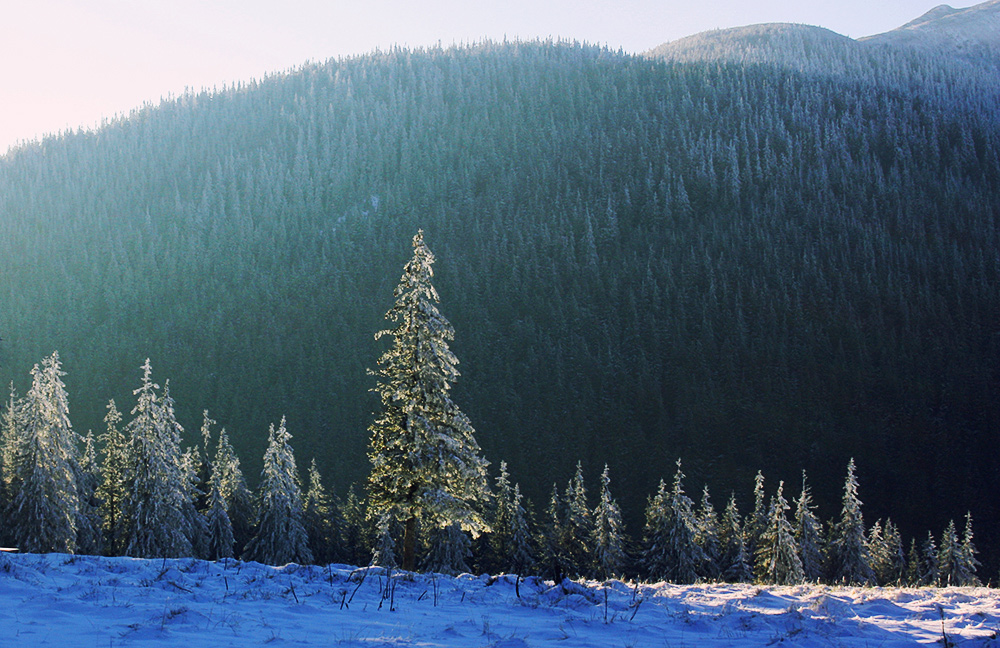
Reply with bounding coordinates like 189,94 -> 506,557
2,553 -> 1000,647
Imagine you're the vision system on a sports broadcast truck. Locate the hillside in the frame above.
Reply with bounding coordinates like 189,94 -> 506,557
1,35 -> 998,568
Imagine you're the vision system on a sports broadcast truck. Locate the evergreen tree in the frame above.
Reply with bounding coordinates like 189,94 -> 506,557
303,458 -> 335,565
827,458 -> 873,584
538,483 -> 571,581
955,513 -> 981,587
937,519 -> 960,586
488,462 -> 534,576
243,417 -> 313,565
96,399 -> 127,555
875,519 -> 905,586
366,230 -> 490,571
9,353 -> 80,553
371,511 -> 397,569
643,461 -> 706,584
793,471 -> 825,582
745,471 -> 767,560
204,448 -> 235,561
423,523 -> 472,575
563,461 -> 595,577
213,426 -> 255,557
592,464 -> 627,580
75,430 -> 103,555
755,481 -> 804,585
180,443 -> 209,559
340,484 -> 371,567
0,384 -> 21,492
920,531 -> 939,586
693,485 -> 720,581
905,538 -> 922,586
718,493 -> 753,583
122,361 -> 192,558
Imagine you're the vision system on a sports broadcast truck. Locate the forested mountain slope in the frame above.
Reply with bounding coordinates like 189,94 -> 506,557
1,34 -> 998,567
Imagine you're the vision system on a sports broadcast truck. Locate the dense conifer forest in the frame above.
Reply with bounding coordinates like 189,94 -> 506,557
0,34 -> 998,571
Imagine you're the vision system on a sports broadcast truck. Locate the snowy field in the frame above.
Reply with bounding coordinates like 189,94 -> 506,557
2,553 -> 999,647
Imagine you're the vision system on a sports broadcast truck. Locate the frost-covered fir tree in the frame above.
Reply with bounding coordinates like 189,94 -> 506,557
204,452 -> 235,561
9,353 -> 80,553
793,471 -> 825,582
75,430 -> 103,555
563,462 -> 596,577
827,459 -> 873,584
341,484 -> 371,567
122,361 -> 192,558
180,443 -> 209,559
718,493 -> 753,583
0,384 -> 22,492
937,519 -> 961,586
97,400 -> 128,555
371,511 -> 398,569
905,538 -> 922,586
303,458 -> 335,565
868,519 -> 905,586
366,230 -> 490,572
694,485 -> 721,581
920,531 -> 939,586
243,417 -> 312,565
755,481 -> 804,585
643,461 -> 706,584
745,471 -> 767,560
488,462 -> 534,576
213,426 -> 255,557
592,464 -> 627,580
955,513 -> 981,586
538,483 -> 571,581
424,523 -> 472,575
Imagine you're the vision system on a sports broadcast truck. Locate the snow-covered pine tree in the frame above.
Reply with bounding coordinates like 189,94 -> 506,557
423,523 -> 472,575
592,464 -> 627,580
755,481 -> 804,585
0,383 -> 22,490
372,510 -> 398,569
745,471 -> 767,560
643,461 -> 706,584
487,462 -> 534,575
243,417 -> 313,565
122,360 -> 192,558
563,462 -> 595,578
937,519 -> 960,586
920,531 -> 939,586
955,513 -> 981,586
718,493 -> 753,583
75,430 -> 103,555
827,458 -> 873,585
9,353 -> 80,553
366,230 -> 490,572
538,483 -> 571,581
97,399 -> 128,555
793,471 -> 825,582
180,443 -> 209,559
204,450 -> 235,561
694,485 -> 721,581
303,458 -> 335,565
905,538 -> 922,586
875,519 -> 905,586
213,426 -> 255,557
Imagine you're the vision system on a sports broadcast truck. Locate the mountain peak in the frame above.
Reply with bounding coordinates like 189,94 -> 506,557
862,0 -> 1000,56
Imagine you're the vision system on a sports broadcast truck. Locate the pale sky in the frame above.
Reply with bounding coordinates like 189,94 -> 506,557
0,0 -> 982,154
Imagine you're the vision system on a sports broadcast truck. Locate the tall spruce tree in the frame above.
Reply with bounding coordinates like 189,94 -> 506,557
9,353 -> 80,553
75,430 -> 103,555
538,483 -> 571,581
563,462 -> 595,577
937,520 -> 961,586
827,458 -> 873,585
920,531 -> 939,586
366,230 -> 489,571
243,417 -> 312,565
955,513 -> 981,587
694,485 -> 721,581
745,471 -> 767,560
204,450 -> 235,561
488,462 -> 534,576
592,464 -> 627,580
643,461 -> 706,584
303,458 -> 335,565
122,361 -> 192,558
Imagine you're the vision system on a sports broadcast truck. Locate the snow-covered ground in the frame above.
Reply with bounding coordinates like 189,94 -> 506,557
1,553 -> 999,647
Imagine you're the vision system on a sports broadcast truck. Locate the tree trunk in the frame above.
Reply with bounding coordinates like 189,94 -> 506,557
402,516 -> 417,571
